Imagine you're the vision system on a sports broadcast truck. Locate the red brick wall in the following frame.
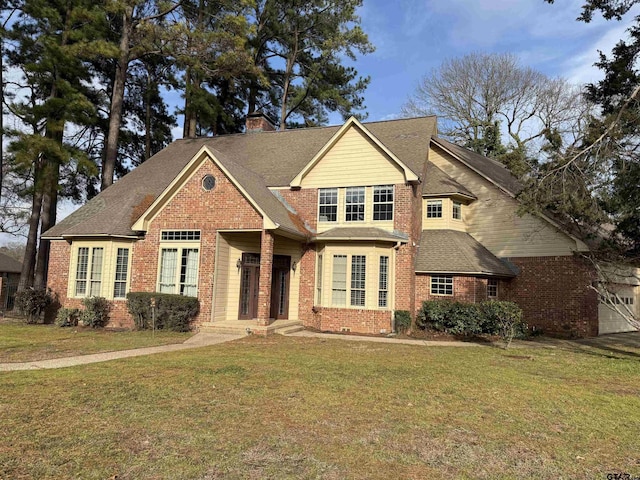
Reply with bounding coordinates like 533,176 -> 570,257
502,255 -> 598,337
393,183 -> 419,315
310,306 -> 392,334
414,255 -> 599,337
279,188 -> 318,232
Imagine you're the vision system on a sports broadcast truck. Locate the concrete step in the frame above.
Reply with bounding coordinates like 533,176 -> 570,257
276,325 -> 305,335
199,320 -> 303,336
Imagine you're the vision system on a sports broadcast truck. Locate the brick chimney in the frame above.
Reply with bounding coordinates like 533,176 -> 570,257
245,111 -> 276,133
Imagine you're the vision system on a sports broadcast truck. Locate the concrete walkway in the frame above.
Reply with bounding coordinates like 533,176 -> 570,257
0,332 -> 244,372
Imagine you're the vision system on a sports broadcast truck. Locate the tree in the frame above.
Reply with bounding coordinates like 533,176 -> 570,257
246,0 -> 373,129
402,52 -> 588,176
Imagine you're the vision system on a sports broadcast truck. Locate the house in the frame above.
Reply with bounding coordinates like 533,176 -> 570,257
0,252 -> 21,312
42,114 -> 638,337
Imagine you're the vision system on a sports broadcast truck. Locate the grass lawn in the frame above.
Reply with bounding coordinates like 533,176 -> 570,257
1,335 -> 639,479
0,320 -> 193,362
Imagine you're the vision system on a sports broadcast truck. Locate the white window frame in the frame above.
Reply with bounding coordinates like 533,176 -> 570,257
113,247 -> 130,299
373,185 -> 394,221
350,255 -> 366,307
487,278 -> 498,298
316,254 -> 323,304
452,201 -> 462,220
318,188 -> 338,223
158,232 -> 201,297
345,187 -> 365,222
378,256 -> 389,308
426,200 -> 443,219
431,276 -> 453,296
331,255 -> 347,306
74,247 -> 104,298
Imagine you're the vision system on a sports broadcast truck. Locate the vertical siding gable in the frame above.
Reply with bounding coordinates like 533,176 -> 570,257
300,126 -> 406,188
428,144 -> 579,257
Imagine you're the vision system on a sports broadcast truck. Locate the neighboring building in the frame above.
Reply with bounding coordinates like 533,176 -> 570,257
42,115 -> 638,336
0,252 -> 22,312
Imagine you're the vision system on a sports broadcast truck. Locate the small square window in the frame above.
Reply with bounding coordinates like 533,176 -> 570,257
431,276 -> 453,295
426,200 -> 443,218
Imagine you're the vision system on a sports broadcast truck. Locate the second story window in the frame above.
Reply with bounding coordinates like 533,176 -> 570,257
373,185 -> 394,221
345,187 -> 365,222
319,188 -> 338,222
452,201 -> 462,220
426,200 -> 443,218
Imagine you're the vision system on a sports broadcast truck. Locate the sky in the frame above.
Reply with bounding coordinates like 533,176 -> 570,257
3,0 -> 638,246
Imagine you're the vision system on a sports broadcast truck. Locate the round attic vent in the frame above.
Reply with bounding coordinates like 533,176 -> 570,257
202,174 -> 216,191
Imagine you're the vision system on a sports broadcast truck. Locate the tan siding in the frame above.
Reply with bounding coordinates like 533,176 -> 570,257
422,198 -> 467,232
301,126 -> 405,188
213,234 -> 230,321
429,145 -> 579,257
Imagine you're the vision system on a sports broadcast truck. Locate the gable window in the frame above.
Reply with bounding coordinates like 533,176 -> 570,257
75,247 -> 104,297
426,200 -> 443,218
452,201 -> 462,220
373,185 -> 394,221
319,188 -> 338,222
345,187 -> 365,222
431,276 -> 453,295
487,279 -> 498,298
350,255 -> 366,306
378,256 -> 389,308
159,247 -> 200,296
113,248 -> 130,298
332,255 -> 347,306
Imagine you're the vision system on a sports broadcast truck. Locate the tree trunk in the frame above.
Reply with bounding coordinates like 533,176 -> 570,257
34,161 -> 58,290
102,9 -> 131,190
19,187 -> 43,291
144,74 -> 152,161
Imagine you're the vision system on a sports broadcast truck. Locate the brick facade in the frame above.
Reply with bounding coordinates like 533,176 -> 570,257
311,307 -> 392,334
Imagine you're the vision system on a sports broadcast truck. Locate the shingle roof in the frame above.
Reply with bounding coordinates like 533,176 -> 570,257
0,252 -> 22,273
415,230 -> 516,277
422,161 -> 476,198
43,116 -> 437,238
431,137 -> 523,195
314,227 -> 408,242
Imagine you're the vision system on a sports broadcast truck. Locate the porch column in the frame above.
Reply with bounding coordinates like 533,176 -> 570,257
257,230 -> 275,326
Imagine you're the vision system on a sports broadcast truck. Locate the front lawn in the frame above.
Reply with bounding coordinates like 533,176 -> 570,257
0,320 -> 193,362
1,335 -> 639,479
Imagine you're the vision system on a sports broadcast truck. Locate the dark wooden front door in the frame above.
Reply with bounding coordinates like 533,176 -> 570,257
238,253 -> 260,319
270,255 -> 291,320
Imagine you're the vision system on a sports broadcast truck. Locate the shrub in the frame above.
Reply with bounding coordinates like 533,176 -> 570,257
126,292 -> 199,332
55,308 -> 81,327
481,301 -> 526,348
418,300 -> 483,335
15,288 -> 53,324
394,310 -> 411,334
80,297 -> 111,328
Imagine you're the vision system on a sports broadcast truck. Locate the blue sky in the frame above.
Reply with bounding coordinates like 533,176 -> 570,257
345,0 -> 637,122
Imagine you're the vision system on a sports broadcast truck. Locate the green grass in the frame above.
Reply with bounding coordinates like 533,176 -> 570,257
0,321 -> 193,362
1,335 -> 639,479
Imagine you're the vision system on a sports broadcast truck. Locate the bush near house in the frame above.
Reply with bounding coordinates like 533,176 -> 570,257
80,297 -> 112,328
393,310 -> 411,334
126,292 -> 199,332
55,307 -> 82,327
14,288 -> 54,324
418,299 -> 526,347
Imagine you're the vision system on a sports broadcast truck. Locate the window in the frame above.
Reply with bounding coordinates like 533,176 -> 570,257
452,201 -> 462,220
332,255 -> 347,306
161,230 -> 201,241
373,185 -> 394,221
158,247 -> 200,296
319,188 -> 338,222
487,278 -> 498,298
379,256 -> 389,308
316,254 -> 323,304
426,200 -> 443,218
345,187 -> 365,222
113,248 -> 129,298
431,276 -> 453,295
351,255 -> 366,306
75,247 -> 89,296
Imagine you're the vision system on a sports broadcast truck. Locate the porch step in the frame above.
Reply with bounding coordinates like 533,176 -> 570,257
200,319 -> 303,336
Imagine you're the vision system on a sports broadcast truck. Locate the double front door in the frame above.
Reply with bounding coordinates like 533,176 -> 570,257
238,253 -> 290,320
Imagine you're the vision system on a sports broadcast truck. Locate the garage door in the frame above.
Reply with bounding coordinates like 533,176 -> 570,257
599,287 -> 638,334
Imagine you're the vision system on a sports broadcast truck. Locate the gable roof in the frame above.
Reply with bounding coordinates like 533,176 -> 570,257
422,160 -> 476,199
289,117 -> 420,187
0,252 -> 22,273
431,137 -> 523,196
43,116 -> 437,239
416,230 -> 516,277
